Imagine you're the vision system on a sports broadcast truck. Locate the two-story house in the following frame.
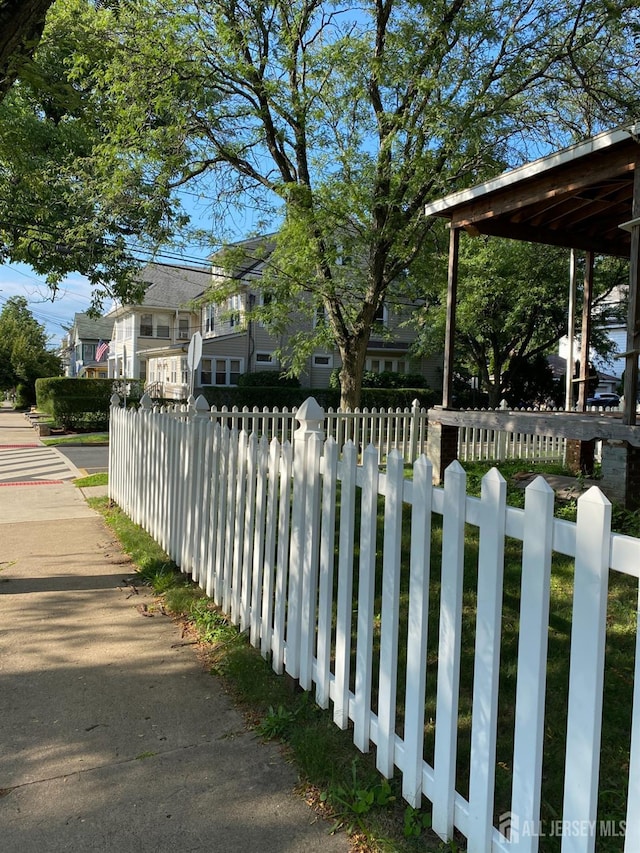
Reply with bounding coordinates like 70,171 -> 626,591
92,239 -> 440,400
144,236 -> 440,398
102,262 -> 210,394
61,313 -> 116,379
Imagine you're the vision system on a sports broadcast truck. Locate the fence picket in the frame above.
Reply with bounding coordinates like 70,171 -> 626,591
333,441 -> 357,729
250,435 -> 269,647
299,433 -> 323,691
316,437 -> 338,710
353,445 -> 379,753
260,438 -> 280,659
433,460 -> 467,840
222,428 -> 238,615
561,487 -> 611,853
239,432 -> 257,631
231,431 -> 248,626
272,440 -> 292,674
377,450 -> 405,778
468,468 -> 507,852
510,476 -> 554,853
402,454 -> 433,807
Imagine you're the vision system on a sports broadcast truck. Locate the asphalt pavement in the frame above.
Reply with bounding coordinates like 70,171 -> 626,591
0,403 -> 348,853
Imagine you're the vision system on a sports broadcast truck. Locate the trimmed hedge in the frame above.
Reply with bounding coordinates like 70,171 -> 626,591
197,385 -> 439,411
35,377 -> 144,431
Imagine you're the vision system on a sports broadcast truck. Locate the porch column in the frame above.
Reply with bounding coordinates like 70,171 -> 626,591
577,251 -> 594,411
622,162 -> 640,426
427,410 -> 459,484
565,249 -> 577,411
442,226 -> 460,409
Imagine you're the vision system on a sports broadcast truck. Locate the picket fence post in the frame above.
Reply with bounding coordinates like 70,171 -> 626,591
286,396 -> 325,680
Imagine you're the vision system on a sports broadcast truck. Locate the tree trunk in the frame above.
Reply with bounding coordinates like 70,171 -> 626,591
0,0 -> 54,100
337,336 -> 369,410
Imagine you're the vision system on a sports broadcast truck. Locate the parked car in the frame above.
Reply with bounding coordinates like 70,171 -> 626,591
586,393 -> 620,408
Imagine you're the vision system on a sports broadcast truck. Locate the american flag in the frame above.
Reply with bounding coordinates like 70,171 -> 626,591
95,340 -> 109,362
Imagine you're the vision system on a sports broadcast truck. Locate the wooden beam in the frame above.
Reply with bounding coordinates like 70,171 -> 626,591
623,164 -> 640,426
565,250 -> 577,411
448,148 -> 637,228
442,226 -> 459,409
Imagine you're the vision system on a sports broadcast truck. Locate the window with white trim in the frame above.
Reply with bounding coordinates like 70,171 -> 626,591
204,304 -> 215,334
255,352 -> 277,365
140,314 -> 153,337
228,294 -> 242,327
178,317 -> 190,340
200,357 -> 243,386
373,302 -> 388,328
312,353 -> 333,368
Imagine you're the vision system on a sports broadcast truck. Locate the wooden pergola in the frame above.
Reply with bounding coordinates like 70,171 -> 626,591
422,123 -> 640,503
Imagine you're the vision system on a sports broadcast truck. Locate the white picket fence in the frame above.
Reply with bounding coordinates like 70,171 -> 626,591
109,394 -> 640,853
157,398 -> 568,466
457,425 -> 566,463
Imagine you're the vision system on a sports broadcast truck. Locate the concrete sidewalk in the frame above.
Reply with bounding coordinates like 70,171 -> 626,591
0,405 -> 348,853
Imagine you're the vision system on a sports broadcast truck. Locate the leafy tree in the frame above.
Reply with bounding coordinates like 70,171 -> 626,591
73,0 -> 639,408
412,236 -> 628,407
2,0 -> 640,406
0,296 -> 62,405
0,0 -> 184,308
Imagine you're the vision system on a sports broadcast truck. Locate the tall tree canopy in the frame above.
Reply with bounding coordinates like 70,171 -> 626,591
0,296 -> 61,405
2,0 -> 639,405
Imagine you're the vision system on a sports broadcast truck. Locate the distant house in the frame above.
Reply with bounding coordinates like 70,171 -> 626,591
187,235 -> 440,395
61,313 -> 115,379
87,240 -> 440,401
142,236 -> 441,399
102,262 -> 210,392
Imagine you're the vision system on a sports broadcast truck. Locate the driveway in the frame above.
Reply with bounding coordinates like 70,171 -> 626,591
54,445 -> 109,475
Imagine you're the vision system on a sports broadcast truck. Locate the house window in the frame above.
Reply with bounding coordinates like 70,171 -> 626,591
228,294 -> 242,327
181,357 -> 189,384
139,359 -> 147,382
312,354 -> 333,368
255,352 -> 277,365
156,315 -> 170,338
178,317 -> 190,340
204,304 -> 215,334
373,303 -> 388,328
200,357 -> 243,386
83,343 -> 97,362
140,314 -> 153,336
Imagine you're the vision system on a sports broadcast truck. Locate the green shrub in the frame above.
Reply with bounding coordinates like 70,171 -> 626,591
237,371 -> 300,388
14,382 -> 34,409
362,370 -> 429,389
35,377 -> 142,431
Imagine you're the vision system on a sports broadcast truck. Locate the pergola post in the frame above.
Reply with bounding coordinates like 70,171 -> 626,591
442,226 -> 460,410
565,249 -> 577,411
577,251 -> 594,411
622,163 -> 640,426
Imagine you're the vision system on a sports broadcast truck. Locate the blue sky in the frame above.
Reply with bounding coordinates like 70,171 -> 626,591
0,188 -> 255,349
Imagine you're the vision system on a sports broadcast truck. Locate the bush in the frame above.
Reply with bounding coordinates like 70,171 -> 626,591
197,385 -> 437,412
362,370 -> 429,389
14,382 -> 34,409
237,371 -> 301,388
35,377 -> 143,431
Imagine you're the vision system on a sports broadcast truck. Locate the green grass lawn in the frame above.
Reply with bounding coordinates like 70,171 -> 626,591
43,432 -> 109,446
